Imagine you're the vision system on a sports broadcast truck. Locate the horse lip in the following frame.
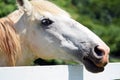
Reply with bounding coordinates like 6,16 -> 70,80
83,57 -> 104,73
88,54 -> 108,68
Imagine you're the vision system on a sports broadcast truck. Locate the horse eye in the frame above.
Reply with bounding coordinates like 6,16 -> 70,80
41,18 -> 53,26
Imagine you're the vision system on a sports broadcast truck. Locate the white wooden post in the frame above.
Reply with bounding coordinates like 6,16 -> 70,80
83,63 -> 120,80
0,63 -> 120,80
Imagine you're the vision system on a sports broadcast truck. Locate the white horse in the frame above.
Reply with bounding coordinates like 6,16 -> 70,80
0,0 -> 110,73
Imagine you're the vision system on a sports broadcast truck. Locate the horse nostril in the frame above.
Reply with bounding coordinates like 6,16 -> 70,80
94,46 -> 104,58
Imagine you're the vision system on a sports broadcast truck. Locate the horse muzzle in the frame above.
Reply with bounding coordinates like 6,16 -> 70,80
82,44 -> 110,73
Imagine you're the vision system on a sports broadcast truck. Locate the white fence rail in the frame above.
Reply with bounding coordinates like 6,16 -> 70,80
0,63 -> 120,80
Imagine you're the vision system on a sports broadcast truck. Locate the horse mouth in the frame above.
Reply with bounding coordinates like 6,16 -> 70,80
83,57 -> 104,73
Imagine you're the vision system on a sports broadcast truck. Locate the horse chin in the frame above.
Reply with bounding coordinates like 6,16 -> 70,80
83,58 -> 104,73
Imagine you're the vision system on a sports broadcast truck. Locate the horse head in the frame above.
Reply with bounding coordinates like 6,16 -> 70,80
16,0 -> 110,73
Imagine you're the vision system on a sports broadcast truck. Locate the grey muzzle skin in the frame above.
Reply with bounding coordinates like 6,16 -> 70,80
61,41 -> 106,73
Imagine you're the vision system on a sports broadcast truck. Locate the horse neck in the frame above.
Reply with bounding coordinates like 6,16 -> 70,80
7,10 -> 37,65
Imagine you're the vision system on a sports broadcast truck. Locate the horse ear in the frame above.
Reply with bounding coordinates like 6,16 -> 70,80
17,0 -> 24,6
17,0 -> 32,14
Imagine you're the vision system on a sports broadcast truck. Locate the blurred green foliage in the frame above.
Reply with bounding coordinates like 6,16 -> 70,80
0,0 -> 16,17
0,0 -> 120,60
